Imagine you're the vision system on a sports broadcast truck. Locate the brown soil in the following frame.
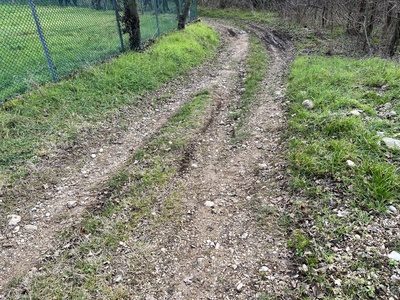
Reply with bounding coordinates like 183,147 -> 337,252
0,20 -> 296,298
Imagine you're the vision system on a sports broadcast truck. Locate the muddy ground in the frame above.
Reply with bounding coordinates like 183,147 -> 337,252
0,20 -> 298,298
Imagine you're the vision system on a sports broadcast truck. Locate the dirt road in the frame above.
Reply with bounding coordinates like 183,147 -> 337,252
1,20 -> 297,298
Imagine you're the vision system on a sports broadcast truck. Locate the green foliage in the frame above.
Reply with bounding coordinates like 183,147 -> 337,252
287,229 -> 311,255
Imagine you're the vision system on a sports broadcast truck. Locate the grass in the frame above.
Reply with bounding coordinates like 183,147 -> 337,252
285,55 -> 400,298
0,3 -> 180,102
229,33 -> 269,142
0,22 -> 219,181
287,56 -> 400,212
199,7 -> 277,24
6,90 -> 213,299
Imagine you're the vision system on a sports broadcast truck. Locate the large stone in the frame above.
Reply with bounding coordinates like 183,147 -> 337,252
382,138 -> 400,150
302,99 -> 314,110
388,251 -> 400,261
7,215 -> 21,227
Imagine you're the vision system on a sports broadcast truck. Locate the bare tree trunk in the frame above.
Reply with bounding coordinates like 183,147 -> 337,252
322,5 -> 327,28
178,0 -> 193,30
366,0 -> 377,37
123,0 -> 141,50
389,12 -> 400,57
386,1 -> 396,29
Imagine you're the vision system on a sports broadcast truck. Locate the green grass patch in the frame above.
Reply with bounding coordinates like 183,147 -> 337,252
230,33 -> 269,141
285,55 -> 400,298
287,56 -> 400,212
0,22 -> 219,177
1,3 -> 180,102
199,7 -> 277,24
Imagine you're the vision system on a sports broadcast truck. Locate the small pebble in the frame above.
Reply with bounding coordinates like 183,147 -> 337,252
236,282 -> 243,292
204,201 -> 215,207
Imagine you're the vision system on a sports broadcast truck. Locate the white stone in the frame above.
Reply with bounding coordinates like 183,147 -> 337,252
388,205 -> 397,213
67,201 -> 77,209
91,154 -> 96,158
346,160 -> 356,167
236,282 -> 244,292
383,138 -> 400,150
391,275 -> 400,282
388,251 -> 400,261
350,109 -> 362,116
258,164 -> 268,170
204,201 -> 215,207
114,274 -> 123,283
7,215 -> 21,227
259,266 -> 270,272
302,99 -> 314,109
24,225 -> 38,231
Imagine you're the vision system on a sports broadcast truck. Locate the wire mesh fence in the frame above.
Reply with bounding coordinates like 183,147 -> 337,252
0,0 -> 198,103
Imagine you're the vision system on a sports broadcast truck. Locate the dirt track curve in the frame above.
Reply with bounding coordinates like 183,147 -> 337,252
0,20 -> 296,298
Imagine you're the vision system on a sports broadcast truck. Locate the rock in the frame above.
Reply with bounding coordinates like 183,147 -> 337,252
183,276 -> 193,285
204,201 -> 215,207
377,131 -> 385,137
7,215 -> 21,228
391,275 -> 400,282
91,154 -> 96,158
350,109 -> 362,116
370,272 -> 378,280
301,264 -> 308,272
236,282 -> 244,292
302,99 -> 314,110
45,212 -> 51,217
383,138 -> 400,150
346,160 -> 356,167
197,258 -> 205,265
388,205 -> 397,213
114,274 -> 123,283
258,164 -> 268,170
388,251 -> 400,261
259,266 -> 270,272
24,225 -> 38,231
389,111 -> 397,117
67,201 -> 77,209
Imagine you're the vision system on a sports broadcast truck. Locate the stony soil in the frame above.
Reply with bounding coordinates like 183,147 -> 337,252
0,20 -> 297,298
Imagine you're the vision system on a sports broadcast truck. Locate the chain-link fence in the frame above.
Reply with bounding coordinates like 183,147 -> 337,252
0,0 -> 197,103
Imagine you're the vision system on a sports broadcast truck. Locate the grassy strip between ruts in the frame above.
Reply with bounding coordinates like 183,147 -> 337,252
229,32 -> 269,142
0,22 -> 219,180
285,56 -> 400,298
7,89 -> 212,298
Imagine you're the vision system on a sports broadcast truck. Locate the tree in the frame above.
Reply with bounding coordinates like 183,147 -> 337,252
178,0 -> 193,30
122,0 -> 141,50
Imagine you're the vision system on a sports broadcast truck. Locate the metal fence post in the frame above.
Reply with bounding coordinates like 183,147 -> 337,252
154,0 -> 160,36
112,0 -> 125,52
27,0 -> 57,81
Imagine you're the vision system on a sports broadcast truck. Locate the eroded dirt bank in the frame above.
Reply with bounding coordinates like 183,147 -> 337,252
1,20 -> 296,298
